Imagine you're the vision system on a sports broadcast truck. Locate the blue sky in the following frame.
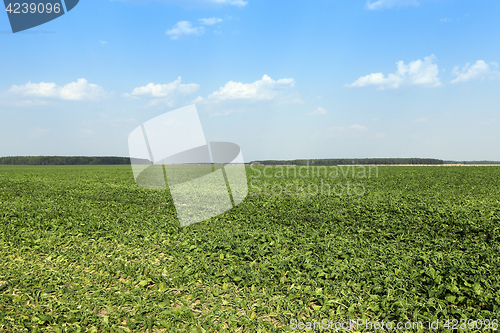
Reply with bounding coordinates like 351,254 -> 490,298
1,0 -> 500,161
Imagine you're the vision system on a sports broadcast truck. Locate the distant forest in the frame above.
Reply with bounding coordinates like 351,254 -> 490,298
1,156 -> 498,166
251,158 -> 445,165
443,160 -> 500,165
0,156 -> 131,165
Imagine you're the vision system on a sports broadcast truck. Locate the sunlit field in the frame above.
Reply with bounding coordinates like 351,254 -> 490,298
1,165 -> 499,332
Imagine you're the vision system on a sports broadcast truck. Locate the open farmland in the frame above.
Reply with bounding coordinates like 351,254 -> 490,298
0,165 -> 500,332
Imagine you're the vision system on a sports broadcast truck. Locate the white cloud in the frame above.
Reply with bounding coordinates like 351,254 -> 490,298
199,17 -> 223,25
124,77 -> 200,107
9,82 -> 58,98
191,96 -> 205,104
207,75 -> 295,102
59,79 -> 107,100
451,60 -> 499,83
125,77 -> 199,98
8,79 -> 106,101
415,117 -> 428,122
374,132 -> 386,138
366,0 -> 419,10
100,40 -> 107,45
166,21 -> 205,40
440,18 -> 451,23
307,107 -> 327,116
345,55 -> 441,90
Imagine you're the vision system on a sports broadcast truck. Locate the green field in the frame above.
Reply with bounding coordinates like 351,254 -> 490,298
1,165 -> 499,332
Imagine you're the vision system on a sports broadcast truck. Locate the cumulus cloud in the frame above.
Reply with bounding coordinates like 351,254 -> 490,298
191,96 -> 205,104
59,79 -> 107,100
199,17 -> 223,25
365,0 -> 419,10
166,21 -> 205,39
345,55 -> 441,90
8,79 -> 106,100
9,82 -> 58,98
125,77 -> 199,98
451,60 -> 499,83
207,75 -> 295,102
307,107 -> 327,116
124,77 -> 200,107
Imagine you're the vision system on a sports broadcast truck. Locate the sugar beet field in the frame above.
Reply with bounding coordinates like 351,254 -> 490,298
0,165 -> 499,332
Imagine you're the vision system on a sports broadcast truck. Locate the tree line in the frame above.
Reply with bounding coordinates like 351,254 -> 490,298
251,158 -> 445,165
6,156 -> 494,166
443,160 -> 500,165
0,156 -> 132,165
